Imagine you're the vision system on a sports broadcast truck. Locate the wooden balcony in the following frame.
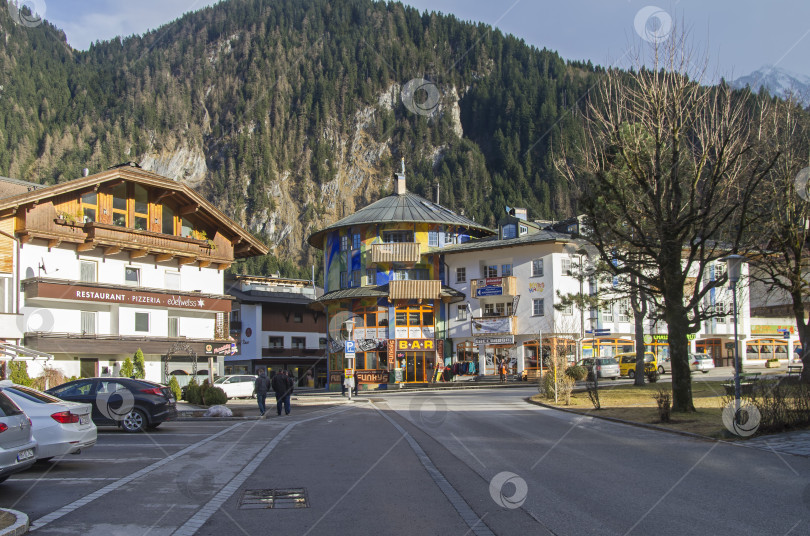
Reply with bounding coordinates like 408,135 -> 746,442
470,276 -> 518,298
371,242 -> 421,264
470,315 -> 518,335
17,201 -> 233,267
389,279 -> 441,301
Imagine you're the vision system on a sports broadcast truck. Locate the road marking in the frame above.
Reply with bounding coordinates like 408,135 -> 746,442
171,406 -> 355,536
30,422 -> 246,531
9,477 -> 119,482
371,402 -> 495,536
91,444 -> 191,447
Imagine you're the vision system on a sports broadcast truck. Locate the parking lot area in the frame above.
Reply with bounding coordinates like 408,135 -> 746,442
0,404 -> 343,534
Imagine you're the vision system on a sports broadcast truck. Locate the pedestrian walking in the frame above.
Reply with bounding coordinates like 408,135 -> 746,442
254,369 -> 271,416
272,368 -> 294,416
353,370 -> 359,396
499,359 -> 506,383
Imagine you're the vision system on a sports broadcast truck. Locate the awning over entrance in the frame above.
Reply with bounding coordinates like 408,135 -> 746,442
0,343 -> 53,361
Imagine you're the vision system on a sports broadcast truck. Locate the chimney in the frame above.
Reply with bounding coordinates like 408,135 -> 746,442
82,168 -> 89,177
435,182 -> 440,204
396,158 -> 407,195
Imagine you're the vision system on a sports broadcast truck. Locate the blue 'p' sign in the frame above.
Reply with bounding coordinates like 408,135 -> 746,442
345,341 -> 356,353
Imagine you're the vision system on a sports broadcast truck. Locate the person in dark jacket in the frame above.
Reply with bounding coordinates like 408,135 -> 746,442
254,369 -> 271,416
272,369 -> 294,416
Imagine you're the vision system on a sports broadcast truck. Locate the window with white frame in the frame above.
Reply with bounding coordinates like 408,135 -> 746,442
456,267 -> 466,283
428,231 -> 439,247
713,263 -> 726,281
532,298 -> 545,317
291,337 -> 306,349
268,336 -> 283,348
457,305 -> 468,321
714,303 -> 726,323
560,302 -> 573,315
340,235 -> 349,251
125,266 -> 140,286
601,304 -> 614,322
561,258 -> 572,275
532,259 -> 544,277
134,312 -> 149,332
168,317 -> 179,338
366,268 -> 376,285
501,264 -> 512,276
495,302 -> 506,316
484,303 -> 495,316
165,271 -> 180,291
80,261 -> 97,283
80,311 -> 96,335
485,265 -> 498,277
617,299 -> 631,323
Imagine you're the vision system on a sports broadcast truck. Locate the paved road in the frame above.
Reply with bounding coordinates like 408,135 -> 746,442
1,389 -> 808,535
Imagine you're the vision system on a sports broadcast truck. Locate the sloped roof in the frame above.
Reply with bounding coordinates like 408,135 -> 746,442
0,176 -> 42,199
439,229 -> 577,254
308,192 -> 494,247
0,165 -> 268,257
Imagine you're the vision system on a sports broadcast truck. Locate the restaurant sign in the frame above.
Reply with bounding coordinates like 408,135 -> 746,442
29,281 -> 231,312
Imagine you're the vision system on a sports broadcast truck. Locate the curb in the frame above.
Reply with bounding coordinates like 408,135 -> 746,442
0,509 -> 29,536
525,397 -> 720,442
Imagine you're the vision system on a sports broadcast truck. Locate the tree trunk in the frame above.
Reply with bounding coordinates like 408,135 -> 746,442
666,310 -> 695,412
792,292 -> 810,384
631,282 -> 648,386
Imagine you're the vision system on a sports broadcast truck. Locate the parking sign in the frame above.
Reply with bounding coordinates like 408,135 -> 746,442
345,340 -> 356,353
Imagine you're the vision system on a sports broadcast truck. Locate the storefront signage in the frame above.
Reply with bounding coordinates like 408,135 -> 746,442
643,333 -> 696,343
528,282 -> 544,293
356,338 -> 387,352
397,339 -> 435,350
356,370 -> 389,383
476,285 -> 503,297
387,339 -> 396,368
751,324 -> 795,335
475,336 -> 514,345
471,317 -> 512,335
205,343 -> 237,355
29,281 -> 231,311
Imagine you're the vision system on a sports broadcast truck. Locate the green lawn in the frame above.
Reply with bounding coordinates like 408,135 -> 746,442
531,380 -> 734,438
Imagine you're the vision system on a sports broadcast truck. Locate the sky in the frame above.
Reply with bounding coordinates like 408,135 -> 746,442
24,0 -> 810,80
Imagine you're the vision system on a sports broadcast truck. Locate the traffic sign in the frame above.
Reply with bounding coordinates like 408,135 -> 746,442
345,340 -> 356,353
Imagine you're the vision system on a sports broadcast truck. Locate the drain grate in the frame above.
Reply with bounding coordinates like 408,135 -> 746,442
239,488 -> 310,509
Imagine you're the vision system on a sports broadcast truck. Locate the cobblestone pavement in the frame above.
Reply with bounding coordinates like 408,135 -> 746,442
744,430 -> 810,457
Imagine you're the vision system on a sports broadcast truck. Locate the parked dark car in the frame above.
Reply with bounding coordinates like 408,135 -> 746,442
46,378 -> 177,433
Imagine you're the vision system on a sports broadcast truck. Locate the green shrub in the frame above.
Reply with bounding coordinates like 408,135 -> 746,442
120,358 -> 134,378
204,386 -> 228,406
200,379 -> 211,401
565,365 -> 588,382
133,349 -> 146,379
185,382 -> 202,405
9,361 -> 33,387
167,376 -> 182,401
646,369 -> 660,383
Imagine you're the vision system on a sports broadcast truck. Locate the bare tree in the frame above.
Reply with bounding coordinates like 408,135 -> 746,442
750,95 -> 810,382
558,29 -> 775,412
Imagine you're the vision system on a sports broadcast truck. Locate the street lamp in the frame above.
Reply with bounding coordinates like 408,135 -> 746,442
720,254 -> 744,420
343,319 -> 355,401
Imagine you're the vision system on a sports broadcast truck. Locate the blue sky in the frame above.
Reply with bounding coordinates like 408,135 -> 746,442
33,0 -> 810,79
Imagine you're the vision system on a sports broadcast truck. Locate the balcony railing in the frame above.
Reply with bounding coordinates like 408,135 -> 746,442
389,279 -> 441,301
371,242 -> 421,264
470,315 -> 517,335
470,276 -> 518,298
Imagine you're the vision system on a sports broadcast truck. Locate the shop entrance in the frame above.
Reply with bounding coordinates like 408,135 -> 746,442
396,351 -> 430,382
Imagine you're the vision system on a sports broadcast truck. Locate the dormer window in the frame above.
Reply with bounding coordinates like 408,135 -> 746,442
111,183 -> 127,227
81,191 -> 97,223
133,185 -> 149,231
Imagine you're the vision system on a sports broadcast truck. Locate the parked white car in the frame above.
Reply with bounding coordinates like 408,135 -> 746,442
0,381 -> 96,461
212,375 -> 258,399
689,353 -> 715,373
657,354 -> 714,374
0,389 -> 37,483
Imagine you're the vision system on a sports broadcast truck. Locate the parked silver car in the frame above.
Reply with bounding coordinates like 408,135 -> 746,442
577,358 -> 620,380
0,390 -> 37,483
657,353 -> 714,374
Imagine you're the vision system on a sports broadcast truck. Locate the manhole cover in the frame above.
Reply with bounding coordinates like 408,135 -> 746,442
239,488 -> 309,509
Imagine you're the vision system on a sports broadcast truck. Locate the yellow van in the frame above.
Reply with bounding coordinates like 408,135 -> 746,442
617,352 -> 657,378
